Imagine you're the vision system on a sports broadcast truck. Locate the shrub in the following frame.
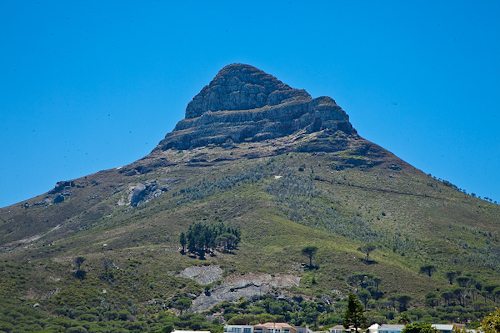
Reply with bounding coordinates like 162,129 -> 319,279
67,327 -> 88,333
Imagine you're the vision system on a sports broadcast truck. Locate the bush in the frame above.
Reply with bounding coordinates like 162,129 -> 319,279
67,327 -> 88,333
118,310 -> 130,321
0,322 -> 14,333
78,314 -> 96,322
104,310 -> 118,320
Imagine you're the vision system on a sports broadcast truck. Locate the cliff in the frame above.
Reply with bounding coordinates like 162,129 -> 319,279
155,64 -> 356,151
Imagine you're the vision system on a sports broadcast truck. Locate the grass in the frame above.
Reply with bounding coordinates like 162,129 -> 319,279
0,133 -> 499,328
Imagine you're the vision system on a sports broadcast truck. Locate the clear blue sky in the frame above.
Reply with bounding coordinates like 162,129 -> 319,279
1,1 -> 499,208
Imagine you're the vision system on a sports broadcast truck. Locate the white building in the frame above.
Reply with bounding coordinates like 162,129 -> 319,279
368,324 -> 380,333
432,324 -> 454,333
378,324 -> 405,333
224,325 -> 255,333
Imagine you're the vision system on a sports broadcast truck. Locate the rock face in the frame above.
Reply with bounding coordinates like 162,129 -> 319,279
128,180 -> 168,207
190,272 -> 300,313
177,265 -> 223,285
155,64 -> 356,151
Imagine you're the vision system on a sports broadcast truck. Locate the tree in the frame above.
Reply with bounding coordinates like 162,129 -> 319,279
301,245 -> 318,268
216,233 -> 237,252
396,313 -> 411,325
357,244 -> 376,262
179,232 -> 186,254
74,257 -> 86,270
173,298 -> 191,314
373,276 -> 382,292
445,270 -> 459,284
401,322 -> 436,333
73,257 -> 86,280
452,287 -> 466,306
396,294 -> 412,312
441,291 -> 455,306
162,324 -> 175,333
344,293 -> 367,332
357,290 -> 371,310
456,275 -> 472,288
424,291 -> 439,307
494,287 -> 500,304
480,307 -> 500,333
419,265 -> 437,277
484,284 -> 500,302
184,221 -> 241,258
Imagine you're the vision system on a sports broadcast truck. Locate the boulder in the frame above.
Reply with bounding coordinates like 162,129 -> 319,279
128,180 -> 168,207
53,194 -> 64,204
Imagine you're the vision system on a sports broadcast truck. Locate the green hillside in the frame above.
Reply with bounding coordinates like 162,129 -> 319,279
1,134 -> 499,332
1,64 -> 499,332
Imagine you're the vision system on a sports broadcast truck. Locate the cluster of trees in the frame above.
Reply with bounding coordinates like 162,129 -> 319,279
345,270 -> 500,322
347,273 -> 384,308
266,171 -> 424,259
206,294 -> 340,327
417,268 -> 500,309
345,293 -> 500,333
417,266 -> 500,308
428,174 -> 499,205
0,302 -> 221,333
4,285 -> 499,333
180,222 -> 241,259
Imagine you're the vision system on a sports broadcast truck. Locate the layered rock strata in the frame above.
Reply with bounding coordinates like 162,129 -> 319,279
155,64 -> 356,151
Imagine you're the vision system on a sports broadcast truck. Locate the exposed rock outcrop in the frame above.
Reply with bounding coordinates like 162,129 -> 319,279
48,181 -> 75,194
190,273 -> 300,312
177,265 -> 223,285
128,180 -> 168,207
154,64 -> 356,151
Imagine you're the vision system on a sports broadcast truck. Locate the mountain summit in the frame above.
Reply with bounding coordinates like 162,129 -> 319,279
155,64 -> 355,151
185,63 -> 311,117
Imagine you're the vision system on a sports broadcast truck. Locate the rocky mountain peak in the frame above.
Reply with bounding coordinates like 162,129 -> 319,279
185,63 -> 311,119
155,64 -> 356,151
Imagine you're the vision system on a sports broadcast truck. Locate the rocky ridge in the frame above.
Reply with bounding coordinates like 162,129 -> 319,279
155,64 -> 356,151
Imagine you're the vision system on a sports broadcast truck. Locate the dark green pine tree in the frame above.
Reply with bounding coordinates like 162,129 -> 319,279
344,293 -> 367,332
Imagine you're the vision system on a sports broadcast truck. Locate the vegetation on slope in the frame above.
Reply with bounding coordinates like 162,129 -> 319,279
1,134 -> 500,332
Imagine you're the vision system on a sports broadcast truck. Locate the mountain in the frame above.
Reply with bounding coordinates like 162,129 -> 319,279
155,64 -> 354,151
1,64 -> 499,330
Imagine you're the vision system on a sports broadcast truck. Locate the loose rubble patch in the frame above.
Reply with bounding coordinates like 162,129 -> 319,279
177,265 -> 223,285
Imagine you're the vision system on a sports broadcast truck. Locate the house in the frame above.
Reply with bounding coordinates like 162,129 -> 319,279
432,324 -> 454,333
368,324 -> 380,333
173,330 -> 211,333
224,325 -> 255,333
378,324 -> 405,333
295,326 -> 312,333
329,325 -> 346,333
254,322 -> 298,333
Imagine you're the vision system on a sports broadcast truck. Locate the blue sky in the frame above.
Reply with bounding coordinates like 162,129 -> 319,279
1,1 -> 499,208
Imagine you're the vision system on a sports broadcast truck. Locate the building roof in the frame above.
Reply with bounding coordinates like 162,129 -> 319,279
378,324 -> 405,331
330,325 -> 345,330
432,324 -> 454,331
255,323 -> 296,329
